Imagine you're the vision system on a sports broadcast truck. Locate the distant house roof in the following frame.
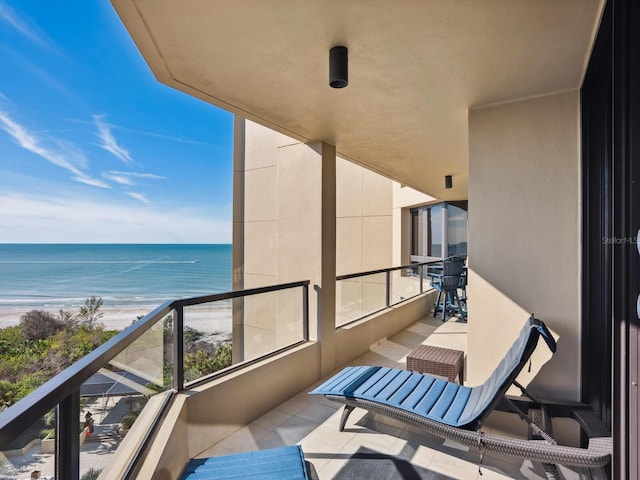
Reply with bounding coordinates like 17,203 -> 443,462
80,369 -> 156,397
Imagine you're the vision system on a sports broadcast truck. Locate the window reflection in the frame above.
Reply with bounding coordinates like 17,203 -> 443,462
447,202 -> 468,256
410,201 -> 467,261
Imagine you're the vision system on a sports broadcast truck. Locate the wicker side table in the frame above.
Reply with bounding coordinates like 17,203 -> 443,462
406,345 -> 464,384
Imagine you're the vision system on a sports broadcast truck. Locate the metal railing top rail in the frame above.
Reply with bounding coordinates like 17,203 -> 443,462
0,279 -> 311,449
175,280 -> 311,307
336,260 -> 441,282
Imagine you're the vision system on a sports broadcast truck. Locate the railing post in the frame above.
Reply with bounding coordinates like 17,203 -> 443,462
420,265 -> 424,293
386,271 -> 391,307
302,283 -> 309,341
56,389 -> 80,480
173,306 -> 185,391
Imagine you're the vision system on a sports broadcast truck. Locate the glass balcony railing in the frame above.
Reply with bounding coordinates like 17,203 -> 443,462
0,280 -> 310,480
335,261 -> 438,327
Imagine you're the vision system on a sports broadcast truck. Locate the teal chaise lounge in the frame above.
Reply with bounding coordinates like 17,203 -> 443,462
310,316 -> 612,478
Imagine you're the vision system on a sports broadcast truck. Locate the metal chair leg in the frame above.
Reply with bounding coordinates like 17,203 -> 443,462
442,292 -> 449,321
454,291 -> 466,322
339,405 -> 356,431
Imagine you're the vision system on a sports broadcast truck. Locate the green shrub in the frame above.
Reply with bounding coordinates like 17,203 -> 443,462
80,468 -> 103,480
121,409 -> 141,430
19,310 -> 64,341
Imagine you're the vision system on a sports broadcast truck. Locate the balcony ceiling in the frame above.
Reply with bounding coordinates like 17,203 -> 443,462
111,0 -> 604,199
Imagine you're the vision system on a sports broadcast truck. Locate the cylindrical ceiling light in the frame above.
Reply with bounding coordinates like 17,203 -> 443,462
445,175 -> 453,189
329,46 -> 348,88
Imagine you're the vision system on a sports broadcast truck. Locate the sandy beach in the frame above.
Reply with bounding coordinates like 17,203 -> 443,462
0,305 -> 154,331
0,303 -> 233,336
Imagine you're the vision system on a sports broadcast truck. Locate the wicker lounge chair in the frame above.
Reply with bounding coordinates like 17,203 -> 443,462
309,316 -> 611,478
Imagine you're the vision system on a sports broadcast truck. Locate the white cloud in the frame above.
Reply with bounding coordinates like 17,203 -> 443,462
0,1 -> 56,52
0,193 -> 231,243
74,176 -> 111,188
111,171 -> 165,180
117,125 -> 219,147
102,170 -> 166,186
102,172 -> 133,186
126,192 -> 150,205
0,110 -> 109,188
93,115 -> 133,164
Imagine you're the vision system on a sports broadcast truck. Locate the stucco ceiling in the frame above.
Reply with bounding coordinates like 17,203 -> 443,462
111,0 -> 604,199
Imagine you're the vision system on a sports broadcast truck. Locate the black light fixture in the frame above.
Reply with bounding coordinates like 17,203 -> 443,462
445,175 -> 453,189
329,46 -> 348,88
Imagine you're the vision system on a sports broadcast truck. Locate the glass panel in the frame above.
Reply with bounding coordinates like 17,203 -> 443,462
109,320 -> 168,389
231,288 -> 305,365
182,287 -> 306,383
389,265 -> 422,305
0,415 -> 56,478
411,209 -> 423,256
80,390 -> 173,478
183,301 -> 232,384
447,202 -> 468,256
336,272 -> 386,326
78,318 -> 171,477
429,204 -> 443,257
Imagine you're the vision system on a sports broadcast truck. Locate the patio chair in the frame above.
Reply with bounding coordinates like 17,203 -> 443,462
179,445 -> 317,480
429,255 -> 466,321
309,316 -> 611,478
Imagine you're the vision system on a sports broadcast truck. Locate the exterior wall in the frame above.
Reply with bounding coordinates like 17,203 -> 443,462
336,158 -> 393,275
232,119 -> 323,361
467,90 -> 581,401
185,343 -> 320,460
335,158 -> 394,325
236,119 -> 401,348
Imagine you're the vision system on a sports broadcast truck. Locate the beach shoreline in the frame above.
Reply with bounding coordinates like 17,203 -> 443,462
0,305 -> 156,331
0,303 -> 233,335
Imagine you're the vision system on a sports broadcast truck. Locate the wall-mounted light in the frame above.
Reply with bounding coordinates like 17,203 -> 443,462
329,46 -> 348,88
445,175 -> 453,189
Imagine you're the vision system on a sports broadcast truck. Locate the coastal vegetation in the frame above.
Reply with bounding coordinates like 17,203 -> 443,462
0,297 -> 233,410
160,316 -> 233,384
0,296 -> 118,409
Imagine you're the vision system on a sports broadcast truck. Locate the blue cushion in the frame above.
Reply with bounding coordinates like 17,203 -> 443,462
310,316 -> 554,429
310,366 -> 473,427
180,445 -> 308,480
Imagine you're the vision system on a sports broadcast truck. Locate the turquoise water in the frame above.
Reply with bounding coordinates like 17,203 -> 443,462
0,244 -> 232,311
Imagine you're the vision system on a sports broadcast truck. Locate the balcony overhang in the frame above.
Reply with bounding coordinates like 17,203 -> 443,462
111,0 -> 604,199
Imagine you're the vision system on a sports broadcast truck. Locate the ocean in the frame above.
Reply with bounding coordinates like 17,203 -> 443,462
0,244 -> 232,328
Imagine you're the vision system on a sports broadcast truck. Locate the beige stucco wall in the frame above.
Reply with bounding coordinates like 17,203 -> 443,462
335,157 -> 394,325
467,90 -> 581,401
236,119 -> 399,347
336,158 -> 393,275
233,119 -> 324,361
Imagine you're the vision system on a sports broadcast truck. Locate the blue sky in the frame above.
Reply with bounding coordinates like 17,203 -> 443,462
0,1 -> 233,243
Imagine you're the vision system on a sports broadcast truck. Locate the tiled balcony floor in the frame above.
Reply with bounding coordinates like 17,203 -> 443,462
195,316 -> 581,480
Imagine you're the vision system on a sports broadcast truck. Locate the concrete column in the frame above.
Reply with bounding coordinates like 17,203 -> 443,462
319,142 -> 337,377
232,115 -> 246,362
232,118 -> 340,375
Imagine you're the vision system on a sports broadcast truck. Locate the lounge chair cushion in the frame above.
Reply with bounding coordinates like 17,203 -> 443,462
180,445 -> 309,480
310,316 -> 556,429
311,366 -> 473,426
